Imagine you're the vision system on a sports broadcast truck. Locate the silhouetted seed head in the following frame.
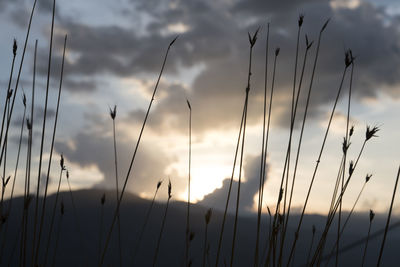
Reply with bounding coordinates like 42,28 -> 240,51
342,137 -> 350,153
349,125 -> 354,137
248,27 -> 260,48
66,170 -> 70,179
157,180 -> 162,190
320,18 -> 330,33
186,99 -> 191,110
305,34 -> 314,50
26,118 -> 32,130
101,193 -> 106,205
267,206 -> 271,216
205,208 -> 212,225
369,209 -> 375,222
61,201 -> 65,215
109,105 -> 116,120
60,154 -> 65,169
312,225 -> 316,235
365,174 -> 372,183
23,93 -> 26,107
2,176 -> 11,188
365,125 -> 379,141
275,47 -> 280,56
13,39 -> 17,56
169,35 -> 179,47
298,14 -> 304,27
349,160 -> 354,176
189,231 -> 195,242
7,89 -> 13,100
278,188 -> 284,203
345,49 -> 353,67
168,179 -> 172,199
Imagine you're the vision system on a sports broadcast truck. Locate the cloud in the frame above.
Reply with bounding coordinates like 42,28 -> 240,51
198,154 -> 268,214
54,112 -> 183,197
6,0 -> 399,134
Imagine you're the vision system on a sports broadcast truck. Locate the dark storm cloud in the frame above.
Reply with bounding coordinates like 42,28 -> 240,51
54,113 -> 182,196
7,0 -> 400,132
0,0 -> 57,15
198,154 -> 268,214
123,0 -> 400,133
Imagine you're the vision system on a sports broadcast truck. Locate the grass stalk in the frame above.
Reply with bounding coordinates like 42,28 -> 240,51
185,99 -> 192,267
214,70 -> 246,267
110,105 -> 123,267
0,93 -> 26,262
335,53 -> 354,267
43,155 -> 66,267
32,0 -> 56,263
51,200 -> 64,267
132,180 -> 162,264
229,28 -> 259,267
98,193 -> 106,266
360,210 -> 374,267
0,0 -> 37,168
202,208 -> 212,267
264,47 -> 281,267
310,126 -> 379,264
35,32 -> 66,266
99,36 -> 177,266
376,166 -> 400,266
254,22 -> 269,267
152,180 -> 172,267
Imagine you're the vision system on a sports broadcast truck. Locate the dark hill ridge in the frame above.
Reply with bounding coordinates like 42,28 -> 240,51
1,189 -> 399,266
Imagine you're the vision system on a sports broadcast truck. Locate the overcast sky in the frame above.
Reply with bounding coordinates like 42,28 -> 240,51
1,0 -> 400,215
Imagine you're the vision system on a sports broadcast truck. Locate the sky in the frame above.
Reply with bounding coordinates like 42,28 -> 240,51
0,0 -> 400,215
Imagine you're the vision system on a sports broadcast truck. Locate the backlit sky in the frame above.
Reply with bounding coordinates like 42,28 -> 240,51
1,0 -> 400,215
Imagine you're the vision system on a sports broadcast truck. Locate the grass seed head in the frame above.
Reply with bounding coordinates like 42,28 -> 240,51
66,170 -> 70,179
7,89 -> 13,100
366,174 -> 372,183
169,35 -> 179,47
26,118 -> 32,130
366,125 -> 380,141
278,188 -> 284,203
275,47 -> 280,56
369,209 -> 375,222
267,206 -> 271,216
350,125 -> 354,136
23,93 -> 26,107
298,14 -> 304,27
186,99 -> 191,110
60,154 -> 65,170
349,160 -> 354,176
157,180 -> 162,190
168,179 -> 172,199
248,27 -> 259,48
305,34 -> 314,50
13,39 -> 17,56
109,105 -> 116,120
345,49 -> 353,67
320,18 -> 330,33
342,137 -> 350,153
2,176 -> 11,188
